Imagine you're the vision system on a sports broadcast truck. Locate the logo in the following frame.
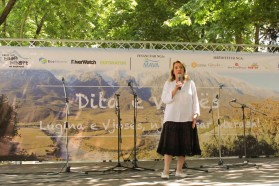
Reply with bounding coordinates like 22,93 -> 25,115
1,50 -> 29,68
39,57 -> 67,64
248,63 -> 259,69
143,59 -> 159,68
213,56 -> 243,60
191,62 -> 206,68
137,54 -> 165,58
235,63 -> 240,67
208,63 -> 221,68
100,60 -> 126,65
71,60 -> 97,64
191,62 -> 198,68
227,62 -> 246,70
39,58 -> 48,64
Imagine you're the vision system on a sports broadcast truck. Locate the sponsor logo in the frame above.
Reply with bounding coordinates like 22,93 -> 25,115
39,58 -> 48,64
100,60 -> 126,65
191,62 -> 206,68
137,54 -> 165,58
1,51 -> 29,68
71,60 -> 97,65
248,63 -> 259,69
208,62 -> 221,68
137,54 -> 164,69
227,62 -> 246,70
143,59 -> 159,68
213,56 -> 243,60
39,57 -> 67,64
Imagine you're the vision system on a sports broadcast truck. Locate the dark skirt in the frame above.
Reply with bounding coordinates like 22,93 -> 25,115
156,121 -> 201,157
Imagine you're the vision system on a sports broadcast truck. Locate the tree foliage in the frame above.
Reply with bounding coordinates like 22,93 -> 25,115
0,94 -> 17,138
165,0 -> 279,45
0,0 -> 278,45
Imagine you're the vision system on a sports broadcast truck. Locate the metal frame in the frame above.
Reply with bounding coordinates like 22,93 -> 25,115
0,38 -> 278,53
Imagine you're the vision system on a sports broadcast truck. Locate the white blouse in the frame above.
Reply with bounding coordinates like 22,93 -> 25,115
161,79 -> 200,123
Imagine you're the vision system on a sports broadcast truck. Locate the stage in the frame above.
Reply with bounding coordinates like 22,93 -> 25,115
0,157 -> 279,185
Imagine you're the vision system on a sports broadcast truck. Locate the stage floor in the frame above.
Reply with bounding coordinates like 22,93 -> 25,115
1,157 -> 279,185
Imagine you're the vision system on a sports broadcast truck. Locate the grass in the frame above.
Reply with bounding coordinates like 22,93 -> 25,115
13,128 -> 55,157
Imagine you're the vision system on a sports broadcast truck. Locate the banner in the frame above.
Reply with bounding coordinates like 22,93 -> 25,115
0,46 -> 278,161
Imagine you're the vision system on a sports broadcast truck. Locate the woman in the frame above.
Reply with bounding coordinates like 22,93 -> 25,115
157,60 -> 200,179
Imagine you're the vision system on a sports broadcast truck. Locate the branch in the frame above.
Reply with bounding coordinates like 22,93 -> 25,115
0,0 -> 17,26
34,14 -> 46,39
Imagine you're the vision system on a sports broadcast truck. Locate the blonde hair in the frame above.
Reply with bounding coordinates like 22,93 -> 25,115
169,60 -> 190,82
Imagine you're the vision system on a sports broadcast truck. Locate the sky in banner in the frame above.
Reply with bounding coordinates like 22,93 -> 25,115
218,72 -> 279,92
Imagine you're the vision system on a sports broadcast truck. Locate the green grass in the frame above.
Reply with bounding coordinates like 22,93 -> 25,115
13,128 -> 55,156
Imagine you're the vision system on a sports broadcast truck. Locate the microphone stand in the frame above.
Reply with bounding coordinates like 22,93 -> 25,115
103,94 -> 132,172
200,84 -> 229,169
61,77 -> 71,173
216,86 -> 225,167
229,100 -> 266,168
49,78 -> 71,175
128,82 -> 154,171
183,160 -> 208,173
209,104 -> 218,145
49,78 -> 85,175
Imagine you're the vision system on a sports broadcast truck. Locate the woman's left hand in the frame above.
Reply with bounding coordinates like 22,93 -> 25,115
192,120 -> 196,129
192,114 -> 198,129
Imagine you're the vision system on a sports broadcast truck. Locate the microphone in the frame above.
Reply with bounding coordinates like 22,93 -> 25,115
61,77 -> 68,103
209,108 -> 212,113
219,84 -> 224,89
178,74 -> 182,90
115,93 -> 120,96
230,98 -> 237,102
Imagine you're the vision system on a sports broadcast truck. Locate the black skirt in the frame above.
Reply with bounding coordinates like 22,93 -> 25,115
156,121 -> 201,157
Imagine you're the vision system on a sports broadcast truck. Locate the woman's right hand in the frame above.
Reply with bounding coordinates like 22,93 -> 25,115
176,81 -> 183,90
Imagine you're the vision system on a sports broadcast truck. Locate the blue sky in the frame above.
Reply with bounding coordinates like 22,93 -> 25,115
218,72 -> 279,92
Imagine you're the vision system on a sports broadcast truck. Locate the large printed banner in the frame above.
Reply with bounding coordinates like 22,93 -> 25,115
0,46 -> 278,161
